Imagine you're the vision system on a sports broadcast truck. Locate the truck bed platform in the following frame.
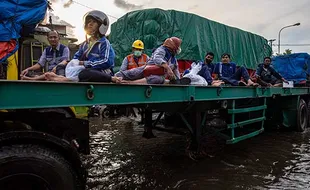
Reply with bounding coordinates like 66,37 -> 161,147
0,80 -> 307,110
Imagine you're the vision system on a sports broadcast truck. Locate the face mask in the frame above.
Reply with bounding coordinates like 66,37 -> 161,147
133,50 -> 142,57
177,47 -> 182,54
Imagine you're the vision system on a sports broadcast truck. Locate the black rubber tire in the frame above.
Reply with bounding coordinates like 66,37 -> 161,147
297,99 -> 308,132
36,108 -> 75,118
102,108 -> 110,118
0,144 -> 82,190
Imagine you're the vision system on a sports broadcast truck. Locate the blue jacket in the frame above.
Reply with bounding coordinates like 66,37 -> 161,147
73,36 -> 115,70
214,62 -> 237,78
255,64 -> 282,82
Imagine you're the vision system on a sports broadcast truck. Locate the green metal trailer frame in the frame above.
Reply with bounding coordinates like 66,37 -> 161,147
0,80 -> 309,144
0,80 -> 309,189
1,80 -> 308,108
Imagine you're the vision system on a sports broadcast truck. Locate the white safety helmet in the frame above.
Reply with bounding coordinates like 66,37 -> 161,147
83,10 -> 109,35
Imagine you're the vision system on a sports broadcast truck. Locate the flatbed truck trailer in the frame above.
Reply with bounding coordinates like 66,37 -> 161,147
0,80 -> 309,189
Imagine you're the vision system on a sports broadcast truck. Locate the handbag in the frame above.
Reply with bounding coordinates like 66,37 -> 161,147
143,65 -> 165,77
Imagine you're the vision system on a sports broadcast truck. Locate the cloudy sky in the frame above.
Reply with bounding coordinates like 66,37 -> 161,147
51,0 -> 310,54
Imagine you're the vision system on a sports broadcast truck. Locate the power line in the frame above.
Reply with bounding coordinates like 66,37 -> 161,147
71,0 -> 119,20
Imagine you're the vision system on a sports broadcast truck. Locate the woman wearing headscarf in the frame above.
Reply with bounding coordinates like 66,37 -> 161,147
115,37 -> 190,85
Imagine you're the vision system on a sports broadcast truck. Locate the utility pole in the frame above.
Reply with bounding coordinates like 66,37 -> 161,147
268,39 -> 276,55
278,23 -> 300,54
268,39 -> 276,47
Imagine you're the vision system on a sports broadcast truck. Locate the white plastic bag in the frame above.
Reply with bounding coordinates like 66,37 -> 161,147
65,59 -> 85,81
183,62 -> 208,86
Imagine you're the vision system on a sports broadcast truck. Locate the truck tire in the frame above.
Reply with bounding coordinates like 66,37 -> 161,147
297,99 -> 308,132
36,108 -> 75,118
102,107 -> 110,118
0,144 -> 82,190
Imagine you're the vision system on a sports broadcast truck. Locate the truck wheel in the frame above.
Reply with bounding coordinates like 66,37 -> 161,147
297,99 -> 308,132
102,108 -> 110,118
36,108 -> 75,118
0,144 -> 82,190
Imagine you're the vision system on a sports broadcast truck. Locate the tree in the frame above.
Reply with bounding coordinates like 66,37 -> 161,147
283,49 -> 292,55
276,49 -> 293,56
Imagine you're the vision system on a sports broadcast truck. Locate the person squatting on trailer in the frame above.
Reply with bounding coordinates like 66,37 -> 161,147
21,30 -> 70,79
120,40 -> 149,71
254,57 -> 288,87
213,53 -> 258,86
21,10 -> 122,83
115,37 -> 190,85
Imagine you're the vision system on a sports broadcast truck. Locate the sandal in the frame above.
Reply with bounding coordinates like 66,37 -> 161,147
169,78 -> 191,85
238,81 -> 247,86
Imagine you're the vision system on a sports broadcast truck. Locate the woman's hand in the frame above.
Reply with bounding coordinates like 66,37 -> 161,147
167,69 -> 176,80
162,63 -> 175,80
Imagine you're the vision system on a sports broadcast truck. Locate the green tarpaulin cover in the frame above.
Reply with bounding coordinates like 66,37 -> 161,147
110,8 -> 272,69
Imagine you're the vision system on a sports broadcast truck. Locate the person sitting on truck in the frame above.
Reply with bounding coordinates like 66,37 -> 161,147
183,52 -> 224,86
213,53 -> 258,86
255,57 -> 287,87
119,40 -> 149,71
75,10 -> 119,82
21,10 -> 122,83
183,52 -> 215,76
20,30 -> 70,79
115,37 -> 190,85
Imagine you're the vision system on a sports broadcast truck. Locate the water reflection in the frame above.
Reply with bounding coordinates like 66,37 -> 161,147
266,133 -> 310,189
83,117 -> 310,190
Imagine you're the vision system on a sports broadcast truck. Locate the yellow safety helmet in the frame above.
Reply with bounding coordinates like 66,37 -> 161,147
132,40 -> 144,50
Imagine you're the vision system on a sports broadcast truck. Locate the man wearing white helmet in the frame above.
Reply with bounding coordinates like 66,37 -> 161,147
119,40 -> 149,71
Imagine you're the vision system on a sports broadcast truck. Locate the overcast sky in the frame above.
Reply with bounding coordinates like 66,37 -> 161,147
51,0 -> 310,54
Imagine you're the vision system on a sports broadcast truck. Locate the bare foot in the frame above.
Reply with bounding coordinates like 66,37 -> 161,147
212,80 -> 224,86
44,72 -> 57,81
21,75 -> 44,80
52,76 -> 70,82
111,76 -> 122,83
21,76 -> 32,80
212,82 -> 223,87
247,82 -> 259,87
246,79 -> 258,86
121,80 -> 131,84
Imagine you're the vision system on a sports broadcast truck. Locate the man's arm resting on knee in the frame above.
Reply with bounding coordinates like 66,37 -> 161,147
20,63 -> 42,76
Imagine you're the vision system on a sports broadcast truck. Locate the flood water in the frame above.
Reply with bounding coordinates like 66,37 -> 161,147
83,116 -> 310,190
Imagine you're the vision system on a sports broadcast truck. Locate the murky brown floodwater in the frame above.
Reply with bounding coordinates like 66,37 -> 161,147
83,116 -> 310,190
